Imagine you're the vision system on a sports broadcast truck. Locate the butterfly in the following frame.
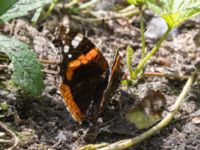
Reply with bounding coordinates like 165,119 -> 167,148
53,25 -> 122,122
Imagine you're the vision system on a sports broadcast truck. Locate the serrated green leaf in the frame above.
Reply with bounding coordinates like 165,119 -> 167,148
0,0 -> 53,23
0,34 -> 44,97
145,0 -> 200,28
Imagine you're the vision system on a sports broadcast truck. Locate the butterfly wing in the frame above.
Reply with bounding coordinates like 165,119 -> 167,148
101,51 -> 123,111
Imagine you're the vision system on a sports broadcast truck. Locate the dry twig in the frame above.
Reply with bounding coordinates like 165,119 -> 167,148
0,121 -> 20,150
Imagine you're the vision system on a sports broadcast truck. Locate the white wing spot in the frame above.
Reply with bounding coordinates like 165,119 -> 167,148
72,34 -> 84,48
62,40 -> 66,45
65,28 -> 70,34
64,45 -> 69,53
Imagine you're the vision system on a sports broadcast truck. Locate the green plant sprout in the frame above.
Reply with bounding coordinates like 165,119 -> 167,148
125,0 -> 200,82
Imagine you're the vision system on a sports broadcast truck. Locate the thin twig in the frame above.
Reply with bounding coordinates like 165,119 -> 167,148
119,5 -> 136,13
144,72 -> 190,80
0,65 -> 57,75
0,121 -> 20,150
38,58 -> 59,65
56,0 -> 98,10
71,9 -> 138,23
78,0 -> 100,10
0,64 -> 9,70
0,139 -> 13,144
0,54 -> 59,65
71,5 -> 139,23
42,69 -> 58,75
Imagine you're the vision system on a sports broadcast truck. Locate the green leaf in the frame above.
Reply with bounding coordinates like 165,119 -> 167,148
0,34 -> 44,97
0,0 -> 53,24
145,0 -> 200,28
0,0 -> 17,16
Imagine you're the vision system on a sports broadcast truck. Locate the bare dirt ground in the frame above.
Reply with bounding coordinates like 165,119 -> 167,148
0,3 -> 200,150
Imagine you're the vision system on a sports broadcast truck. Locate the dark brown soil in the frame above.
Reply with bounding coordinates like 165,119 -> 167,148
0,3 -> 200,150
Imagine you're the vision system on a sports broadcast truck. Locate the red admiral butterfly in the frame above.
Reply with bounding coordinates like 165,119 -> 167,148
53,25 -> 122,122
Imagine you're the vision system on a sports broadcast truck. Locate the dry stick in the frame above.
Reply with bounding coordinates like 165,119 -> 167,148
0,59 -> 59,74
56,0 -> 99,10
38,59 -> 59,65
1,52 -> 59,65
71,9 -> 138,23
144,72 -> 189,80
0,139 -> 13,144
0,55 -> 59,65
0,121 -> 20,150
97,70 -> 198,150
42,69 -> 58,75
0,64 -> 9,70
119,5 -> 136,14
79,69 -> 198,150
78,0 -> 100,10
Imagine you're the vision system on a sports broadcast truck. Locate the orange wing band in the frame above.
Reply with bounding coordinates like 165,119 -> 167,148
66,48 -> 99,81
60,82 -> 84,122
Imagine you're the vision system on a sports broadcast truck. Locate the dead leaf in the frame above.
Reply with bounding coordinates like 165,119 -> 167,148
152,56 -> 172,67
192,116 -> 200,124
125,89 -> 166,129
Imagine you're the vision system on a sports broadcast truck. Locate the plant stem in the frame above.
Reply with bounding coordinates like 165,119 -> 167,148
78,0 -> 100,10
139,7 -> 145,58
132,27 -> 172,79
43,0 -> 58,19
65,0 -> 79,8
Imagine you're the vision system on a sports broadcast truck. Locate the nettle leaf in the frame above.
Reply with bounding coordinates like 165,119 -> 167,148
0,0 -> 53,23
0,34 -> 44,97
146,0 -> 200,28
